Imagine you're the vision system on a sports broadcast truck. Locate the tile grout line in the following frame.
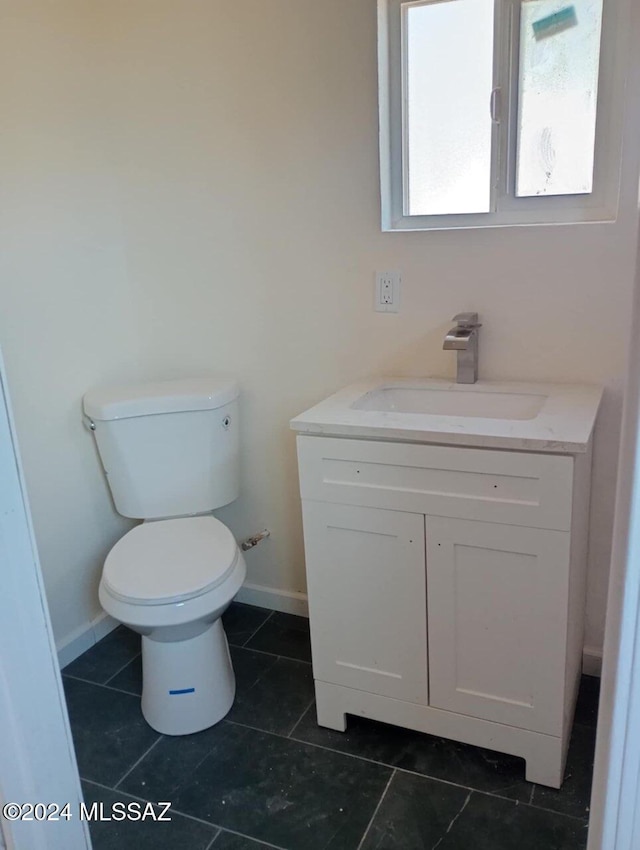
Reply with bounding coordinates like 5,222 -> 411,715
204,828 -> 222,849
240,610 -> 275,647
229,643 -> 285,661
231,642 -> 311,666
209,827 -> 288,850
82,779 -> 226,841
236,650 -> 283,695
85,779 -> 287,850
355,769 -> 396,850
81,777 -> 163,806
62,671 -> 141,699
113,736 -> 164,789
286,696 -> 316,738
231,642 -> 314,667
103,651 -> 142,686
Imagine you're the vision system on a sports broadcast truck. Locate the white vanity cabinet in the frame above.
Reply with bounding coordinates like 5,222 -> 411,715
302,503 -> 427,704
296,434 -> 593,788
426,517 -> 571,735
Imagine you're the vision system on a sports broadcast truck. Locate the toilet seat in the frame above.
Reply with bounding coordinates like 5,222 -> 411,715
103,516 -> 239,606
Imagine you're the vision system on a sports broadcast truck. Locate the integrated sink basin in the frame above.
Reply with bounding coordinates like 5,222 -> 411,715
351,385 -> 546,421
290,377 -> 604,453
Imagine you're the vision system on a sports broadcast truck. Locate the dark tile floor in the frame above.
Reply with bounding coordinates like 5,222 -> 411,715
62,604 -> 598,850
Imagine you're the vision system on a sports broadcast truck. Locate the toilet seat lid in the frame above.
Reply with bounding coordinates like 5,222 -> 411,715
103,516 -> 239,606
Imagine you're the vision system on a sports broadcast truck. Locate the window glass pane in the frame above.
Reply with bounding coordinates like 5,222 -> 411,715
516,0 -> 603,197
403,0 -> 495,217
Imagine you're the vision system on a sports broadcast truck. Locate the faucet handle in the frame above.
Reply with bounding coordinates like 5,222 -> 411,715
452,312 -> 481,328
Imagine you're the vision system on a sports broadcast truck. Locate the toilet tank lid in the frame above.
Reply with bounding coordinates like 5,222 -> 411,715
83,377 -> 239,421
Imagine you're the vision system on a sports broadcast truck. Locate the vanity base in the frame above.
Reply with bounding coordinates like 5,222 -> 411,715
315,679 -> 568,789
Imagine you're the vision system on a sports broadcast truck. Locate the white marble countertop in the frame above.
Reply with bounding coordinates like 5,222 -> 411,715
290,378 -> 603,454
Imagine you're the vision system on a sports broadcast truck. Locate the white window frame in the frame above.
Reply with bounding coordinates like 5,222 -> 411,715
378,0 -> 626,231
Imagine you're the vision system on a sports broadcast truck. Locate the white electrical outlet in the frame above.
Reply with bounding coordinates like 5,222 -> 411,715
375,271 -> 401,313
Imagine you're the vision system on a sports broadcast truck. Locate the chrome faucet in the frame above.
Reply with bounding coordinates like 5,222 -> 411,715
443,312 -> 482,384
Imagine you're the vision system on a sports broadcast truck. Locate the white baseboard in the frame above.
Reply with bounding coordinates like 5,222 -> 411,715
235,582 -> 309,617
583,646 -> 603,678
56,612 -> 119,669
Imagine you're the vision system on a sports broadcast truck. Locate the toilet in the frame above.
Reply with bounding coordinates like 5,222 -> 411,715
82,377 -> 247,736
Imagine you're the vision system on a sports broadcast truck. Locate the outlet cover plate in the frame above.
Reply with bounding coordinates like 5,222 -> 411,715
375,271 -> 401,313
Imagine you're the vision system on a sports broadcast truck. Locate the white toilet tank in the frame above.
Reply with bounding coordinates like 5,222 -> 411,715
83,378 -> 240,519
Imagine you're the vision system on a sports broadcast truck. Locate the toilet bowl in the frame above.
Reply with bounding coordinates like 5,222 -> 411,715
99,516 -> 247,735
83,377 -> 245,737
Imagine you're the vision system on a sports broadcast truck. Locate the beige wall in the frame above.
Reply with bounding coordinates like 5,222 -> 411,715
1,0 -> 638,654
0,3 -> 142,647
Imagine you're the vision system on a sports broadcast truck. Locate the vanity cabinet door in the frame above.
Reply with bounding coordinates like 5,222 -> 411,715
301,502 -> 428,704
426,516 -> 570,736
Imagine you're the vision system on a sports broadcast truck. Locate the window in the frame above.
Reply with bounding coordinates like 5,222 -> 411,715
404,0 -> 496,216
378,0 -> 624,230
